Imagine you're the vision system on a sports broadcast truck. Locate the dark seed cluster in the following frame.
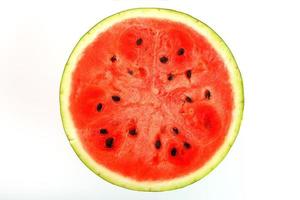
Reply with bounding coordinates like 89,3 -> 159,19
98,129 -> 113,148
155,140 -> 161,149
112,95 -> 121,102
185,70 -> 192,79
129,128 -> 137,136
99,128 -> 108,134
183,142 -> 191,149
99,43 -> 197,158
127,69 -> 134,75
170,148 -> 177,156
160,56 -> 168,64
110,55 -> 117,63
105,137 -> 114,148
167,73 -> 174,81
177,48 -> 185,56
136,38 -> 143,46
204,89 -> 211,100
172,127 -> 179,135
185,96 -> 193,103
96,103 -> 103,112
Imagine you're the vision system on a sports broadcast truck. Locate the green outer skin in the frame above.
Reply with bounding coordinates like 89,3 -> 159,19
59,8 -> 244,192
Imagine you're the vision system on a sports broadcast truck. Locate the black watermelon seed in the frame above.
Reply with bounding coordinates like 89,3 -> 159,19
155,140 -> 161,149
172,127 -> 179,135
167,73 -> 174,81
127,69 -> 134,75
185,96 -> 193,103
177,48 -> 185,56
110,55 -> 117,63
204,89 -> 211,100
99,129 -> 108,134
184,142 -> 191,149
96,103 -> 103,112
136,38 -> 143,46
171,148 -> 177,156
129,129 -> 137,136
160,56 -> 168,64
112,95 -> 121,102
185,70 -> 192,79
105,137 -> 114,148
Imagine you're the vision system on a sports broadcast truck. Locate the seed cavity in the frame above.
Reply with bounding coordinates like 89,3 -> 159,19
167,73 -> 174,81
172,127 -> 179,135
155,140 -> 161,149
204,89 -> 211,100
185,96 -> 193,103
96,103 -> 103,112
99,128 -> 108,134
112,95 -> 121,102
183,142 -> 191,149
105,137 -> 114,148
129,128 -> 137,136
177,48 -> 185,56
160,56 -> 168,64
185,70 -> 192,79
110,55 -> 117,63
170,148 -> 177,156
136,38 -> 143,46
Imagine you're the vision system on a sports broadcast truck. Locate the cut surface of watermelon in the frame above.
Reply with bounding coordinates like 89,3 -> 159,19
60,8 -> 244,191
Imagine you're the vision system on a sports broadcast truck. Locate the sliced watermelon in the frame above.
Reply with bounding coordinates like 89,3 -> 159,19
60,8 -> 244,191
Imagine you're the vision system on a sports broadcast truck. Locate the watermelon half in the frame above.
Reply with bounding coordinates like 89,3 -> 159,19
60,8 -> 244,191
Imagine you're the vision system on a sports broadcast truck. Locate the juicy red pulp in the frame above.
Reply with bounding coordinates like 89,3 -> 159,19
70,18 -> 233,181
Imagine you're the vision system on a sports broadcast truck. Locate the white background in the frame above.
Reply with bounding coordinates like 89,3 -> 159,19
1,0 -> 300,199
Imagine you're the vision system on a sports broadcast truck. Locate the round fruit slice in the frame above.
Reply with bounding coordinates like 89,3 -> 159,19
60,8 -> 244,191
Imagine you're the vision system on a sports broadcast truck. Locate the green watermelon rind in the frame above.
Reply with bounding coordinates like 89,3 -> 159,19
60,8 -> 244,191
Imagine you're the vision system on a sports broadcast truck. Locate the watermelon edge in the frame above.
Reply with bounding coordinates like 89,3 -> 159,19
59,7 -> 244,192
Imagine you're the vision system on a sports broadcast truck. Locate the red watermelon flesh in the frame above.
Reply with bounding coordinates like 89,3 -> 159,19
69,18 -> 233,181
